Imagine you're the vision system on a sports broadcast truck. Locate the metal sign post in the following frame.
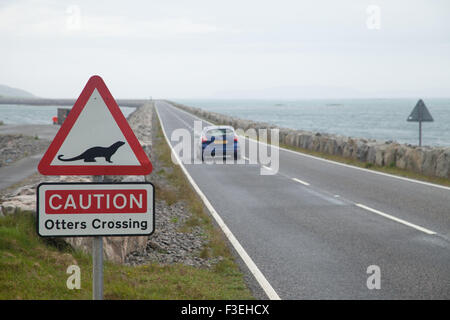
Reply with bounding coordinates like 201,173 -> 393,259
419,120 -> 422,147
92,175 -> 104,300
92,235 -> 103,300
407,99 -> 434,147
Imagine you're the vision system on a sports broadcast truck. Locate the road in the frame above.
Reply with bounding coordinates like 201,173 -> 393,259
155,100 -> 450,299
0,153 -> 43,190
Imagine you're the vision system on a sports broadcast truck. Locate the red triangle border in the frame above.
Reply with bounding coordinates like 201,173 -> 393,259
38,75 -> 153,176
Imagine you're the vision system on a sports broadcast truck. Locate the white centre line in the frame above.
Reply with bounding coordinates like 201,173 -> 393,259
355,203 -> 436,235
292,177 -> 310,186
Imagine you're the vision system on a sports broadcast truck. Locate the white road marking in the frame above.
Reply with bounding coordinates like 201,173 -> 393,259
355,203 -> 436,235
292,178 -> 310,186
156,103 -> 281,300
165,101 -> 450,192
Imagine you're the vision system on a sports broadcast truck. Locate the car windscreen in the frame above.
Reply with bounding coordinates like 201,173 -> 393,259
206,128 -> 234,137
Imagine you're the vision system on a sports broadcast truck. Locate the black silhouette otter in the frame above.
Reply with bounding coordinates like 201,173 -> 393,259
57,141 -> 125,163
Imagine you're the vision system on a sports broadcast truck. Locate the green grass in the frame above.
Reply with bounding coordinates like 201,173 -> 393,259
0,211 -> 252,299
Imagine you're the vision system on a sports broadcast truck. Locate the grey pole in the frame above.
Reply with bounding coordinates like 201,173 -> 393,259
419,121 -> 422,147
92,175 -> 104,300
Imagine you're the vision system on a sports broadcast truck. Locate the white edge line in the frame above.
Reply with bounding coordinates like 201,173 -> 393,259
355,203 -> 436,235
155,103 -> 281,300
292,178 -> 310,186
166,101 -> 450,192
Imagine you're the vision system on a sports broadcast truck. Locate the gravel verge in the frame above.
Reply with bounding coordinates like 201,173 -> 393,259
0,134 -> 50,167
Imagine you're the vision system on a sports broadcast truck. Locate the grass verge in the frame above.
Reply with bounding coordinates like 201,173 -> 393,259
0,211 -> 252,299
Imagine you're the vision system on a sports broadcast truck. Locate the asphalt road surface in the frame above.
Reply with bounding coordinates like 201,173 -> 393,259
155,100 -> 450,300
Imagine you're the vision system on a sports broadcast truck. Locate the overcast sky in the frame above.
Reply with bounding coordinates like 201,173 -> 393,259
0,0 -> 449,99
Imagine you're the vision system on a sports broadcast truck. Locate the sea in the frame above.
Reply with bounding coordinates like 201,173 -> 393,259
1,99 -> 449,147
0,104 -> 135,125
175,98 -> 450,147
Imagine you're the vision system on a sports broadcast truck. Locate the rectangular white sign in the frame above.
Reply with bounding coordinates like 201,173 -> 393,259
37,182 -> 154,237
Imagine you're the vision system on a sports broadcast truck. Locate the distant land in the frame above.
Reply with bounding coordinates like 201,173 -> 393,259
0,84 -> 35,98
0,84 -> 147,107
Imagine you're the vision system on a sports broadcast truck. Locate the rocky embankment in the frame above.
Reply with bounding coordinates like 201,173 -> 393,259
167,101 -> 450,179
0,134 -> 50,167
0,103 -> 220,268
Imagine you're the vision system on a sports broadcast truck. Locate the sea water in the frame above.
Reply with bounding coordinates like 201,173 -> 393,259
0,104 -> 135,125
175,98 -> 450,147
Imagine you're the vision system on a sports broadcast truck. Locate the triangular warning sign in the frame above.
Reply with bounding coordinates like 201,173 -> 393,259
38,75 -> 152,175
407,99 -> 434,122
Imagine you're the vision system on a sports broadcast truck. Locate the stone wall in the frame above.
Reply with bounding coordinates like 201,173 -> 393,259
167,100 -> 450,179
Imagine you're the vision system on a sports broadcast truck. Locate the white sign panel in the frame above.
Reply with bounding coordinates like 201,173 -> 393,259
37,182 -> 154,237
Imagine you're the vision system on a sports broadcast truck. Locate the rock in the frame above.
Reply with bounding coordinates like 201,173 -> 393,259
1,195 -> 36,214
367,145 -> 377,164
375,145 -> 386,166
422,149 -> 439,177
122,175 -> 146,182
383,145 -> 398,167
405,148 -> 425,173
436,149 -> 450,178
12,186 -> 35,196
64,235 -> 148,264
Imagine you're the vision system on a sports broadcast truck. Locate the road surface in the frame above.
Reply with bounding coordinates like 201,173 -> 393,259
155,100 -> 450,299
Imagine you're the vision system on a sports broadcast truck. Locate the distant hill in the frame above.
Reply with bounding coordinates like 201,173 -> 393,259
0,84 -> 35,98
